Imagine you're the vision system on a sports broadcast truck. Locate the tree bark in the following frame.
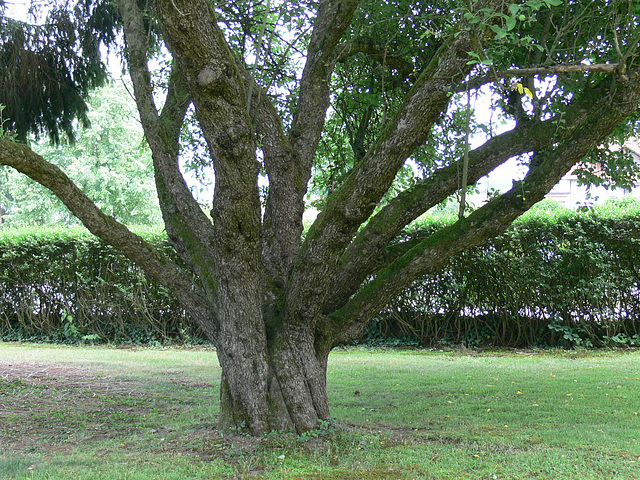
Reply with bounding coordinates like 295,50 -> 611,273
121,0 -> 338,435
327,72 -> 640,345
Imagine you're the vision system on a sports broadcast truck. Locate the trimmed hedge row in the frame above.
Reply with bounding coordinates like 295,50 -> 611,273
1,199 -> 639,347
0,227 -> 203,344
370,200 -> 640,348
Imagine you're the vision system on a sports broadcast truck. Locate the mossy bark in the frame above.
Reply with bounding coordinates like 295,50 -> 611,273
216,327 -> 330,435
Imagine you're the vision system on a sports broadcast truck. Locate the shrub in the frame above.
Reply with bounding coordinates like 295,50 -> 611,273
0,226 -> 203,344
2,198 -> 640,348
365,199 -> 640,348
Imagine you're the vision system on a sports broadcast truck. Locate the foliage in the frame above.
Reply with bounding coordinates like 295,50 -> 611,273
0,83 -> 162,227
366,198 -> 640,349
0,0 -> 115,143
3,199 -> 640,349
0,226 -> 200,344
0,103 -> 14,140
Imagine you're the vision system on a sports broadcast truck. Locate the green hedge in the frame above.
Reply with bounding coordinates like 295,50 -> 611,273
2,199 -> 640,347
0,226 -> 203,344
369,198 -> 640,348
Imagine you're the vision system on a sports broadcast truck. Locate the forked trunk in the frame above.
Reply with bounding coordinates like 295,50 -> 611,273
216,327 -> 331,435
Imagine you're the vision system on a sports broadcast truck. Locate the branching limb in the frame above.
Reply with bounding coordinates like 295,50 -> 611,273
0,139 -> 218,341
240,69 -> 303,299
320,69 -> 619,316
119,0 -> 217,295
285,0 -> 508,330
288,0 -> 361,172
320,120 -> 547,314
155,65 -> 220,292
152,0 -> 263,260
323,67 -> 640,319
151,0 -> 274,434
328,71 -> 640,346
263,1 -> 361,299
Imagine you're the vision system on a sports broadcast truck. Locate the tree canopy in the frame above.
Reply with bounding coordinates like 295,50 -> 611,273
0,0 -> 639,435
0,0 -> 116,143
0,83 -> 161,226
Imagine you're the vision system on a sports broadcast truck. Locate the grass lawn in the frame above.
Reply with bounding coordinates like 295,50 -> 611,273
0,343 -> 639,479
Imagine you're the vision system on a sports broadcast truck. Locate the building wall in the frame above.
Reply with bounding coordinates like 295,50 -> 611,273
546,145 -> 640,209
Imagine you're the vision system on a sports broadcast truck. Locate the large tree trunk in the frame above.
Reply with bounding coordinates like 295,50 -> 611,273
104,0 -> 640,436
216,321 -> 330,435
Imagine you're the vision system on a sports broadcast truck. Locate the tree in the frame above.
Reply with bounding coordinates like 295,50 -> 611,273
1,0 -> 639,435
0,0 -> 112,143
0,83 -> 162,226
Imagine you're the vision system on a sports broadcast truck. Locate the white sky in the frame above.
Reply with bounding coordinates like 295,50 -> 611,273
3,0 -> 531,204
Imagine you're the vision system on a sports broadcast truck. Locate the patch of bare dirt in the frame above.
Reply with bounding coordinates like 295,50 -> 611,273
169,378 -> 215,389
0,362 -> 153,454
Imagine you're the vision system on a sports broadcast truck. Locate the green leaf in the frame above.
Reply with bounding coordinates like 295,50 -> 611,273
508,4 -> 521,15
490,24 -> 507,39
526,0 -> 544,11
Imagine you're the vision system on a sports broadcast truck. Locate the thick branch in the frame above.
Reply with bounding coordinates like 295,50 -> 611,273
0,139 -> 218,341
321,69 -> 622,314
286,0 -> 506,330
154,65 -> 218,292
505,63 -> 619,75
240,70 -> 304,298
119,0 -> 217,295
153,0 -> 263,274
270,1 -> 361,295
330,71 -> 640,345
321,123 -> 547,314
289,0 -> 361,173
153,0 -> 269,434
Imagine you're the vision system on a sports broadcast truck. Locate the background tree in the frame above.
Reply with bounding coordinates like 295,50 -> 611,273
0,83 -> 162,226
0,0 -> 113,143
1,0 -> 639,435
